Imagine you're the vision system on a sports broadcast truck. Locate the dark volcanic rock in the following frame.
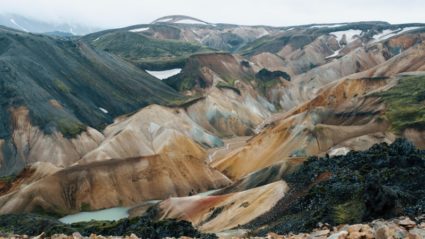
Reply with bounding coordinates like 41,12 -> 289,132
246,139 -> 425,236
0,213 -> 217,239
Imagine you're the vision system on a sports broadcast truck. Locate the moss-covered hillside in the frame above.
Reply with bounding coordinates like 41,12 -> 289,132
376,75 -> 425,133
86,31 -> 213,70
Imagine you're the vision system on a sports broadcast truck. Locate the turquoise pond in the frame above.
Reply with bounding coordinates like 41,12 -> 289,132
59,207 -> 129,224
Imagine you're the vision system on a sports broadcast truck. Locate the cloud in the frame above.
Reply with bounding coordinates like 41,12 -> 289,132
0,0 -> 424,28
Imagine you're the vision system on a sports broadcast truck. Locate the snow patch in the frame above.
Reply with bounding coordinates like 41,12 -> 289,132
330,29 -> 362,44
310,24 -> 346,28
146,68 -> 182,80
325,49 -> 342,59
257,29 -> 270,38
372,29 -> 394,42
130,27 -> 149,32
328,147 -> 351,157
371,27 -> 422,43
99,107 -> 108,114
9,19 -> 28,32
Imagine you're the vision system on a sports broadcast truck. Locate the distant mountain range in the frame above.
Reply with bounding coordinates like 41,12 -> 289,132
0,13 -> 100,35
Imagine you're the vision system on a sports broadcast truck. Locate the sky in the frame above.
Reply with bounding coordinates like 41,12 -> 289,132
0,0 -> 424,28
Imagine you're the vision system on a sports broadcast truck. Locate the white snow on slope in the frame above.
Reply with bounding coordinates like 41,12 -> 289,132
99,107 -> 108,114
257,29 -> 270,38
310,24 -> 346,28
69,27 -> 75,35
325,49 -> 342,59
9,19 -> 28,32
146,68 -> 182,80
372,29 -> 394,41
330,30 -> 362,44
130,27 -> 149,32
328,147 -> 351,157
371,27 -> 422,43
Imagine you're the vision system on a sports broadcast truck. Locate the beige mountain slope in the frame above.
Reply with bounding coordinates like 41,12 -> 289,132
249,33 -> 343,76
276,45 -> 387,110
167,53 -> 275,136
5,106 -> 104,169
0,104 -> 237,214
255,32 -> 425,110
0,154 -> 230,215
133,35 -> 425,232
137,180 -> 288,233
0,162 -> 60,196
0,52 -> 282,215
144,15 -> 280,52
212,60 -> 424,180
79,104 -> 222,163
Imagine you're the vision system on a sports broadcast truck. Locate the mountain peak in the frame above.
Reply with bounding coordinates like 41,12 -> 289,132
151,15 -> 211,25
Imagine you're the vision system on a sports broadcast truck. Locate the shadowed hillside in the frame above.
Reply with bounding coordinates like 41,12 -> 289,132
0,26 -> 183,175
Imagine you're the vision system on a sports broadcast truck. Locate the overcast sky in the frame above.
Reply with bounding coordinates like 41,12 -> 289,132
1,0 -> 424,28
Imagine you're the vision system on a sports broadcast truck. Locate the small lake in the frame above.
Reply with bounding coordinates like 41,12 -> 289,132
59,207 -> 129,224
59,189 -> 221,224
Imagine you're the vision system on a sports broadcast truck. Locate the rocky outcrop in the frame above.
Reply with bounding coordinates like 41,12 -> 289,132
263,216 -> 425,239
2,215 -> 425,239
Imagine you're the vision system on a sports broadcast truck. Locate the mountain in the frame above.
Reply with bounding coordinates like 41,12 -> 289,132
0,13 -> 99,35
82,15 -> 284,70
0,25 -> 185,175
0,16 -> 425,238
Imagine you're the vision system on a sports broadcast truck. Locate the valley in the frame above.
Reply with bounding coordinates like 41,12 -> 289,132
0,14 -> 425,238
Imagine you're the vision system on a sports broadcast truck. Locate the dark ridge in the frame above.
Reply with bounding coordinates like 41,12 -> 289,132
256,68 -> 291,81
83,30 -> 213,71
0,28 -> 184,175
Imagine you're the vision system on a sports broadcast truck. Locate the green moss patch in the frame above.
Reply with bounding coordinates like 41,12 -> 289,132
54,117 -> 86,138
375,75 -> 425,133
91,32 -> 213,70
255,68 -> 291,95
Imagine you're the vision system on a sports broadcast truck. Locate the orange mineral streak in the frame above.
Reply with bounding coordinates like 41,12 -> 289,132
212,77 -> 393,180
157,181 -> 289,232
